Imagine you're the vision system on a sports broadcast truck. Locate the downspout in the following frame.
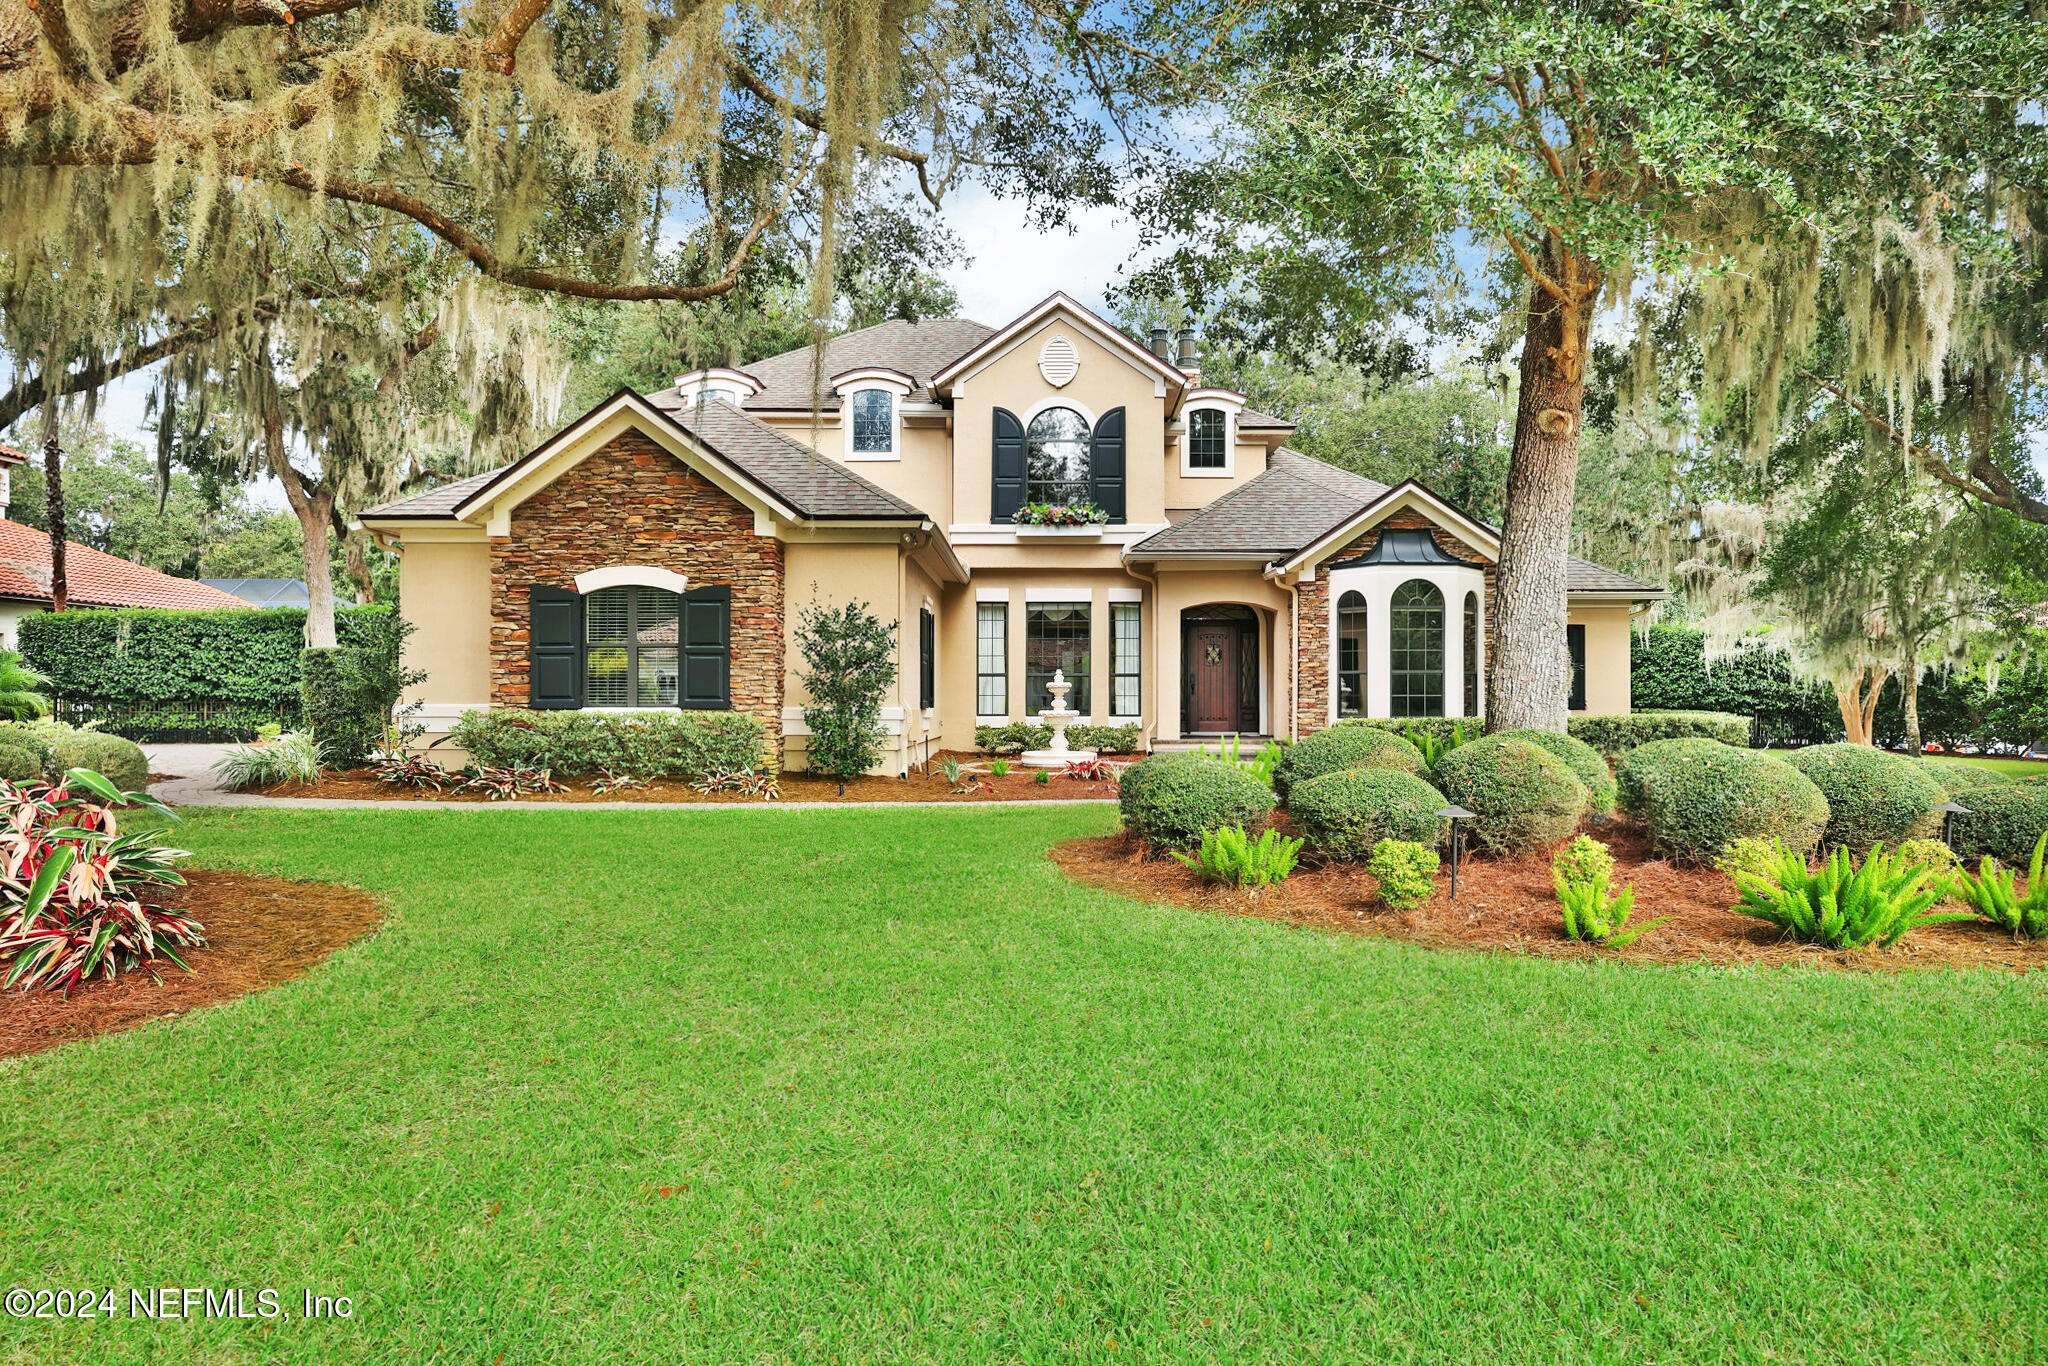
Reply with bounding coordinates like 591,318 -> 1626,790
1263,561 -> 1299,741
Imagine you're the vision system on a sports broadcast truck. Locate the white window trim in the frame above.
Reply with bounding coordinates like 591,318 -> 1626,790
835,371 -> 912,462
573,565 -> 690,595
1180,405 -> 1236,478
974,585 -> 1012,603
1325,563 -> 1485,723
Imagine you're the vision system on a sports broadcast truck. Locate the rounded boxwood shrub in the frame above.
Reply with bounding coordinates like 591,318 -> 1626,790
1785,743 -> 1945,851
1615,737 -> 1729,822
1911,759 -> 2018,796
1635,741 -> 1829,865
47,728 -> 150,793
1948,781 -> 2048,866
1275,723 -> 1425,800
1288,768 -> 1448,861
1431,738 -> 1589,855
0,739 -> 43,783
1119,753 -> 1275,849
1485,728 -> 1616,814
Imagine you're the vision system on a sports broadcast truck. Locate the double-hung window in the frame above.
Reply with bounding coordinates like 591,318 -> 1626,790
585,586 -> 680,708
1187,408 -> 1227,470
977,603 -> 1008,716
1110,602 -> 1141,717
850,389 -> 893,454
1026,601 -> 1090,714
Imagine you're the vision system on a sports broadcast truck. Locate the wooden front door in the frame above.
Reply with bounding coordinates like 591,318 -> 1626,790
1187,623 -> 1242,733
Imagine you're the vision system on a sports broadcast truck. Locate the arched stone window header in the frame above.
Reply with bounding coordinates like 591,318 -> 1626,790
573,565 -> 691,596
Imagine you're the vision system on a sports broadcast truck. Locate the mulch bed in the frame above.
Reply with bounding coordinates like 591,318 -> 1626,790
0,870 -> 384,1059
1053,823 -> 2046,973
258,750 -> 1127,804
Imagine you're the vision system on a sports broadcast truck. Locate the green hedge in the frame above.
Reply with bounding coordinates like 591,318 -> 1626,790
1948,781 -> 2048,866
19,605 -> 396,740
1351,717 -> 1482,747
974,722 -> 1143,755
0,721 -> 148,792
1567,711 -> 1751,756
1632,623 -> 2048,750
1274,724 -> 1426,801
446,709 -> 766,777
1431,739 -> 1589,855
1487,729 -> 1616,813
1784,743 -> 1945,851
1624,739 -> 1831,865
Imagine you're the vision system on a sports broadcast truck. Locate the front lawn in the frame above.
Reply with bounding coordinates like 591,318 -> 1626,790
1921,753 -> 2047,778
3,806 -> 2043,1362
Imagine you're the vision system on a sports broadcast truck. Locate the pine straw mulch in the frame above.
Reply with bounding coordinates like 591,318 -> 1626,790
1052,822 -> 2047,974
259,750 -> 1127,805
0,870 -> 384,1059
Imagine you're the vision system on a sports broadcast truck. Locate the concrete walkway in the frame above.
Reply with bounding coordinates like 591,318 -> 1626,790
143,743 -> 1117,813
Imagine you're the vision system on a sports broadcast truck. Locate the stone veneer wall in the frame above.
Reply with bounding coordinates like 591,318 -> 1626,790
489,432 -> 784,755
1293,509 -> 1496,736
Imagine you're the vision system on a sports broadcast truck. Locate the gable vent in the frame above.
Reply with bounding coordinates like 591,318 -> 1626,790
1038,335 -> 1079,387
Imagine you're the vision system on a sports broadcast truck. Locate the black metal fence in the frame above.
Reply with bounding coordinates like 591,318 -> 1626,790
52,699 -> 299,744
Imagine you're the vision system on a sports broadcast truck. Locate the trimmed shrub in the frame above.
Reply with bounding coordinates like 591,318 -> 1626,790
1616,737 -> 1729,822
1118,753 -> 1274,849
0,723 -> 55,780
1431,739 -> 1589,855
1486,729 -> 1616,814
1367,839 -> 1438,910
40,728 -> 150,793
1910,759 -> 2019,796
1070,724 -> 1143,754
1288,768 -> 1448,861
1785,743 -> 1945,851
1275,723 -> 1426,800
0,740 -> 43,783
1715,836 -> 1791,888
976,722 -> 1052,755
1352,717 -> 1483,749
1632,741 -> 1830,865
1568,710 -> 1751,757
448,709 -> 766,778
1552,835 -> 1615,893
1948,782 -> 2048,866
1895,838 -> 1962,896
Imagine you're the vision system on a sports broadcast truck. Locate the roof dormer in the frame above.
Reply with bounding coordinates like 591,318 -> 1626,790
672,366 -> 764,409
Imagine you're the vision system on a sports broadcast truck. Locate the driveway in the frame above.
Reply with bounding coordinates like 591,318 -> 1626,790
144,743 -> 238,806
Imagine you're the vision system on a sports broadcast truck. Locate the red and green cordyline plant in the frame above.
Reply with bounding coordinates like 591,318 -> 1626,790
0,769 -> 201,993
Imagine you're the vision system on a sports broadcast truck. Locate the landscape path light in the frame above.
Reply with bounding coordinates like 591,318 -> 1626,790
1935,799 -> 1972,850
1437,804 -> 1477,898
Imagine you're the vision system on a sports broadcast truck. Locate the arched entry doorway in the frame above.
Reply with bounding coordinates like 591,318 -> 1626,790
1182,603 -> 1260,734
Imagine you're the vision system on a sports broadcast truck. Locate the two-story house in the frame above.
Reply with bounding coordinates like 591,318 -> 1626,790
362,293 -> 1663,772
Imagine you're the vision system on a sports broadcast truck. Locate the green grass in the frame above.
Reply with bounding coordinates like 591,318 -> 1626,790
3,805 -> 2044,1363
1920,753 -> 2046,778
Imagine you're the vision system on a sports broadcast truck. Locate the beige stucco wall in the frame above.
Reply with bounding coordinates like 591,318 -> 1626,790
1569,599 -> 1635,715
951,314 -> 1171,527
0,600 -> 39,650
781,537 -> 906,772
756,413 -> 956,530
1162,431 -> 1272,513
398,537 -> 493,716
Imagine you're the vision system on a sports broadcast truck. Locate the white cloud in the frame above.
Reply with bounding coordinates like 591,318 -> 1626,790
934,185 -> 1152,324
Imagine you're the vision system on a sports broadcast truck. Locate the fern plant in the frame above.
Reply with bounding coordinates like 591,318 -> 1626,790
1951,833 -> 2048,939
1413,721 -> 1468,770
1246,740 -> 1288,789
1172,824 -> 1302,890
1558,873 -> 1668,948
1731,843 -> 1974,949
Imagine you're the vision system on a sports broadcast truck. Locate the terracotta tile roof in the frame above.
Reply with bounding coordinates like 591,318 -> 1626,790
362,396 -> 928,523
0,443 -> 27,466
0,520 -> 249,609
646,317 -> 999,411
1130,449 -> 1663,596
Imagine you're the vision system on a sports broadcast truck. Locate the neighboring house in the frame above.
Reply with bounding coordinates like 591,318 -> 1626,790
201,577 -> 313,609
362,293 -> 1664,773
0,442 -> 248,646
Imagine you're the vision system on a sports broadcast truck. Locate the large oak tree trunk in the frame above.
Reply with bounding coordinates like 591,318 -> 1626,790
1487,272 -> 1598,733
1902,667 -> 1922,756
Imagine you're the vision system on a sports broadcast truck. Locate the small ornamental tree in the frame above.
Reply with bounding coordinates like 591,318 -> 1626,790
795,595 -> 897,794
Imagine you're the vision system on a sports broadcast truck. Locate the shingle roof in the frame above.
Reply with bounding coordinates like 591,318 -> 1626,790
647,318 -> 999,412
0,521 -> 250,609
1137,449 -> 1391,556
1235,408 -> 1295,430
1131,449 -> 1663,596
199,577 -> 312,608
360,396 -> 927,523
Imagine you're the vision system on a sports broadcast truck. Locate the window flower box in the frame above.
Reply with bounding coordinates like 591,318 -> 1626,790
1013,501 -> 1110,527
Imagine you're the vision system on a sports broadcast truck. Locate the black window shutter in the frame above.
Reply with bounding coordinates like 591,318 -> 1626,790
681,585 -> 732,709
529,586 -> 584,710
1092,406 -> 1126,523
1567,624 -> 1587,711
920,608 -> 936,710
992,407 -> 1026,523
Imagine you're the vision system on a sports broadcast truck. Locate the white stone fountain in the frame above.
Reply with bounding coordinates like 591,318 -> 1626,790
1020,669 -> 1097,769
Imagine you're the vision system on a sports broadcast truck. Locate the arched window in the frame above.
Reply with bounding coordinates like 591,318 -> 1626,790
1462,590 -> 1480,716
1336,590 -> 1368,717
1026,407 -> 1092,505
1388,579 -> 1445,718
850,389 -> 894,454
